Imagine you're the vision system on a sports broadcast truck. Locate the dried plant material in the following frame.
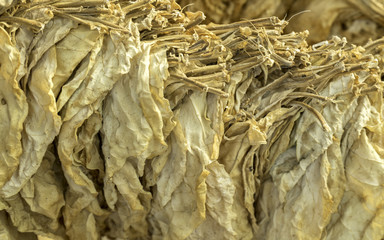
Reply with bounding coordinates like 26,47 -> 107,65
0,1 -> 383,240
0,27 -> 28,191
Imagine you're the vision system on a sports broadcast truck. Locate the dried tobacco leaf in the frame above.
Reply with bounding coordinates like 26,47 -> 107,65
0,27 -> 28,192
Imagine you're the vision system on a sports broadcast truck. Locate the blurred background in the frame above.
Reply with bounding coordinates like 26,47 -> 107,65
177,0 -> 384,45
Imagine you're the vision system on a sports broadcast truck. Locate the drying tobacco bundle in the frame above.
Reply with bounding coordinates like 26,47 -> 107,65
0,0 -> 383,239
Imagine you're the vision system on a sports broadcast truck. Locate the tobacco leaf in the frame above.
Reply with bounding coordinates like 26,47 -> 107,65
0,27 -> 28,192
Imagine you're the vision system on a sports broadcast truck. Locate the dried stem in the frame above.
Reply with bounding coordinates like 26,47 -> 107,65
170,74 -> 229,97
289,100 -> 331,132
